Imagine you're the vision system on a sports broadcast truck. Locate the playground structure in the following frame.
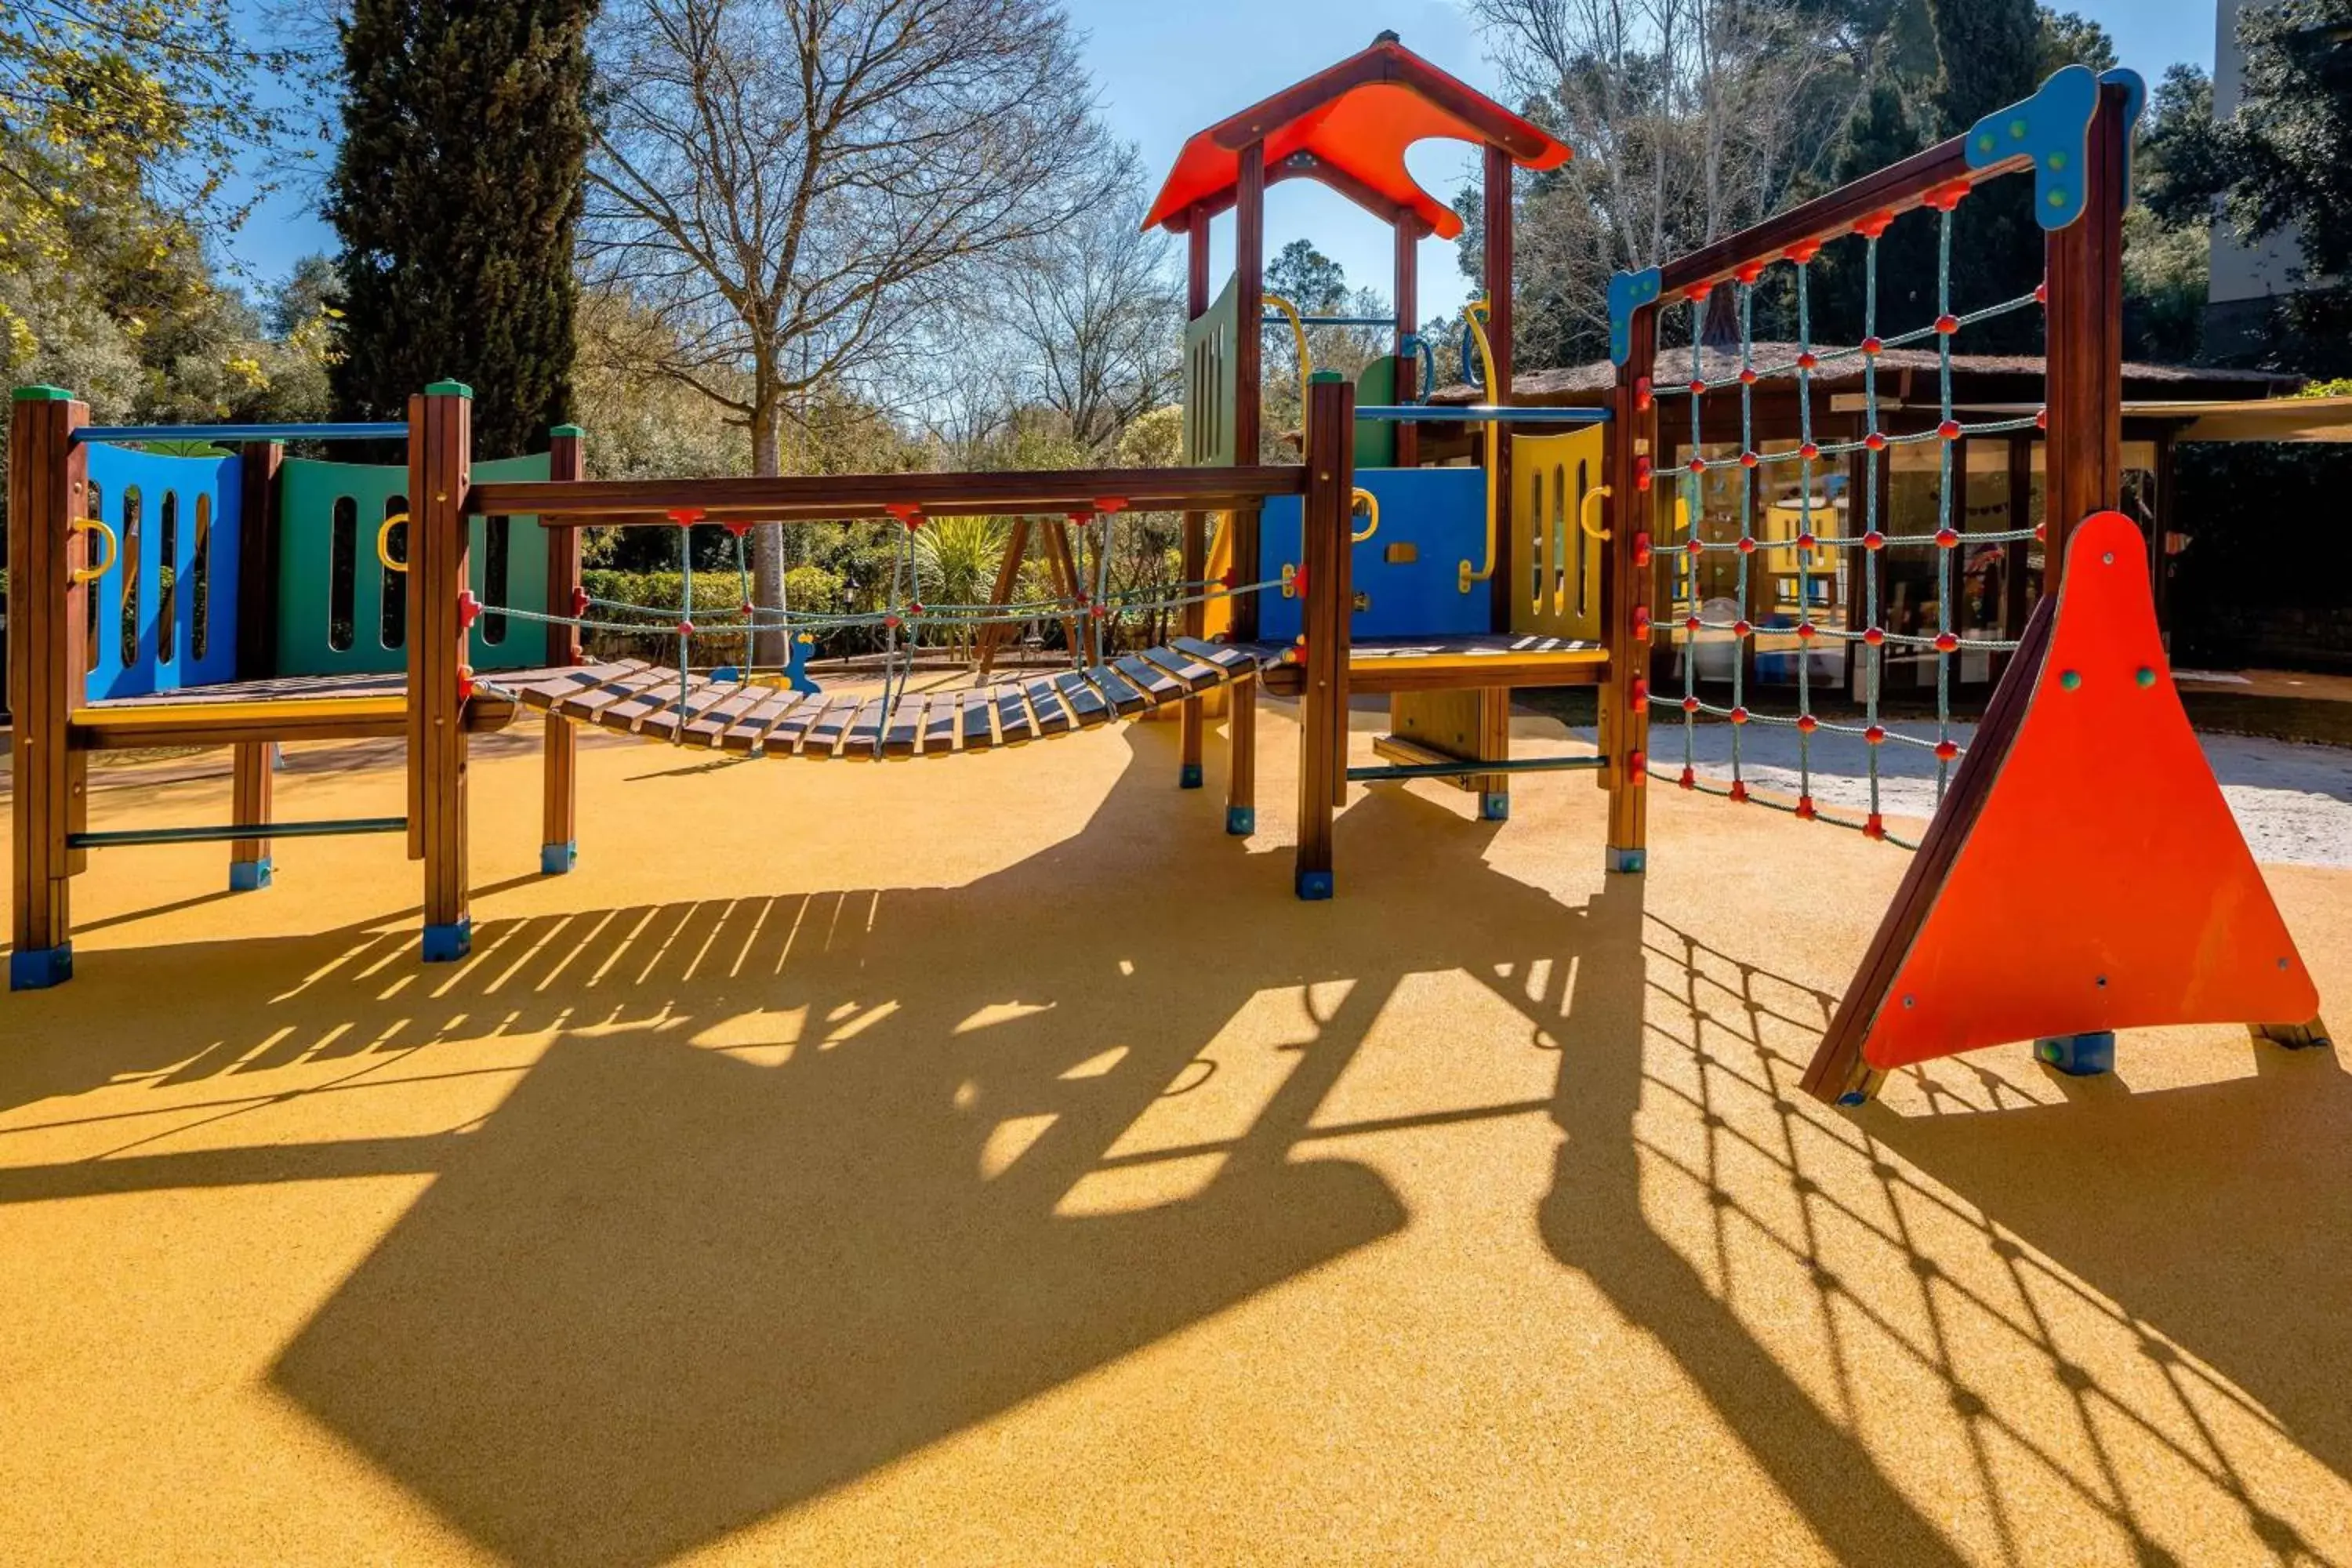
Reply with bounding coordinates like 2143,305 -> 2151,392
5,38 -> 2325,1102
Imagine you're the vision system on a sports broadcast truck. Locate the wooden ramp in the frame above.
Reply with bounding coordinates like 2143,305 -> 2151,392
485,641 -> 1270,759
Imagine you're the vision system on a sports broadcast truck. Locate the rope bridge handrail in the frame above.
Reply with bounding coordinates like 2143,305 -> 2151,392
467,466 -> 1309,524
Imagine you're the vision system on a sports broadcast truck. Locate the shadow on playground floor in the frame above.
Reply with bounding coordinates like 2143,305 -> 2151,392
1,728 -> 2345,1563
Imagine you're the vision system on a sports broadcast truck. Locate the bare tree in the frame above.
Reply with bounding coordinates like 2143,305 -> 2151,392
1465,0 -> 1871,362
584,0 -> 1115,660
987,150 -> 1183,458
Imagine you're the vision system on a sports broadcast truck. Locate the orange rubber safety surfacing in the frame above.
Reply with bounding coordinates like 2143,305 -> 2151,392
1863,511 -> 2319,1071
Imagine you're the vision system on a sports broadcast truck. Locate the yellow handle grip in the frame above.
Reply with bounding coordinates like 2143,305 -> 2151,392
1350,487 -> 1379,544
1581,485 -> 1613,543
1262,292 -> 1312,455
1457,297 -> 1502,593
377,511 -> 410,573
69,517 -> 118,585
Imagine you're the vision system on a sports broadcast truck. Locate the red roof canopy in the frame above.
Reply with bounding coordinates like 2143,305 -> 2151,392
1142,34 -> 1572,238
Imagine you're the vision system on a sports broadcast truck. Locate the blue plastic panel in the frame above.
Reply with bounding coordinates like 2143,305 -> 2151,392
1257,466 -> 1492,644
82,444 -> 243,700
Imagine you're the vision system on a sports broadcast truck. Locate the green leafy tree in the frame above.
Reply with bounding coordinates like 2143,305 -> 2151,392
326,0 -> 592,456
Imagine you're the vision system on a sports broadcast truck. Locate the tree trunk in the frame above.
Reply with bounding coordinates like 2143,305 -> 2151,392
750,397 -> 788,669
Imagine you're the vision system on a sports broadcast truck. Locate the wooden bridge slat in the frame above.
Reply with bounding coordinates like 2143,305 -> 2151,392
1134,645 -> 1225,694
883,691 -> 928,758
717,686 -> 818,753
801,694 -> 864,758
1021,676 -> 1075,736
993,684 -> 1036,745
608,670 -> 722,733
1171,635 -> 1261,675
843,696 -> 891,758
920,695 -> 960,756
958,691 -> 996,752
1111,654 -> 1185,706
1082,662 -> 1150,717
685,681 -> 783,745
1051,670 -> 1112,728
506,661 -> 638,706
555,664 -> 677,722
765,691 -> 844,756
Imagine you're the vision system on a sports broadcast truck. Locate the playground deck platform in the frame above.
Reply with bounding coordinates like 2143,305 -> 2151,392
2,698 -> 2348,1566
71,672 -> 521,750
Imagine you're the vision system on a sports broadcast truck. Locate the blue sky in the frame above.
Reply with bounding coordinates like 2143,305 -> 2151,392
222,0 -> 2220,318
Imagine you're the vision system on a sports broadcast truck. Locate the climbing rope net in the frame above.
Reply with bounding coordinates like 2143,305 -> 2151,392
1648,181 -> 2047,848
490,503 -> 1279,753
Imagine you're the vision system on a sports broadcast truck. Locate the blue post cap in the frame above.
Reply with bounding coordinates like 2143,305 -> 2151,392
12,385 -> 74,401
424,379 -> 474,398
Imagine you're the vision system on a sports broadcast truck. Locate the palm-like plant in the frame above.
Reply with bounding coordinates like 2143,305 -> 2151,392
912,514 -> 1011,662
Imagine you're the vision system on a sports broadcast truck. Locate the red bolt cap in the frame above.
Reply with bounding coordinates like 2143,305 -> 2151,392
907,601 -> 924,616
1795,795 -> 1817,820
570,586 -> 590,617
1684,615 -> 1703,633
1686,537 -> 1704,556
677,619 -> 695,638
1935,739 -> 1960,761
1682,695 -> 1700,713
1678,766 -> 1697,790
1865,430 -> 1888,452
883,614 -> 900,630
1732,619 -> 1753,639
1740,450 -> 1759,470
1935,527 -> 1960,549
1864,724 -> 1887,745
1863,530 -> 1886,552
1730,706 -> 1750,724
2035,280 -> 2049,306
1627,751 -> 1647,782
1798,441 -> 1820,460
2035,407 -> 2049,430
1939,419 -> 1962,441
1795,619 -> 1817,641
1796,352 -> 1820,371
1739,368 -> 1759,387
1862,626 -> 1886,647
1934,314 -> 1961,336
1933,631 -> 1959,653
1860,336 -> 1885,357
1795,532 -> 1817,550
1689,456 -> 1708,474
1864,813 -> 1887,840
456,590 -> 482,630
1632,608 -> 1653,642
1737,536 -> 1757,555
1729,780 -> 1751,803
1795,713 -> 1819,734
740,601 -> 754,616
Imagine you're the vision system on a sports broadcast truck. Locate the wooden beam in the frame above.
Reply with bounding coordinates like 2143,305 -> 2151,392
2042,83 -> 2129,590
542,423 -> 584,875
1181,206 -> 1214,791
228,742 -> 272,889
1483,143 -> 1517,632
1604,310 -> 1657,872
1394,218 -> 1421,470
1294,376 -> 1356,898
477,466 -> 1306,524
408,384 -> 474,960
1227,141 -> 1269,837
7,389 -> 88,989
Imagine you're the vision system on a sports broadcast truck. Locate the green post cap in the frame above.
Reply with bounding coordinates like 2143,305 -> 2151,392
1310,369 -> 1345,383
12,385 -> 74,401
425,379 -> 474,398
549,423 -> 586,437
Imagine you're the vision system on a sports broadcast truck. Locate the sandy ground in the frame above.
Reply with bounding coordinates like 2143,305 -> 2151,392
2,703 -> 2348,1566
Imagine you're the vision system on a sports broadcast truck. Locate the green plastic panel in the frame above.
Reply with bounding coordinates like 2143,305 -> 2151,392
1353,357 -> 1397,470
1183,274 -> 1240,467
275,452 -> 552,677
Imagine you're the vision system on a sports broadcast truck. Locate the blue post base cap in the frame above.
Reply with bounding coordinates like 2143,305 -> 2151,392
1296,869 -> 1334,901
2035,1030 -> 2115,1076
228,858 -> 274,892
1606,847 -> 1647,875
1226,805 -> 1255,836
540,841 -> 578,876
1480,791 -> 1510,822
1180,763 -> 1203,790
422,919 -> 473,964
9,945 -> 73,991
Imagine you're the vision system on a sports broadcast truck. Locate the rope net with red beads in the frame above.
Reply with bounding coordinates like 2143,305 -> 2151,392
1648,182 -> 2046,849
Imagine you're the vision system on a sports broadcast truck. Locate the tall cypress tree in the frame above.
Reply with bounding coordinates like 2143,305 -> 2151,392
1927,0 -> 2045,349
326,0 -> 592,455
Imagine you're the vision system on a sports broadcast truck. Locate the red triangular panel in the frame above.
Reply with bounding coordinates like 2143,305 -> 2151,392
1860,512 -> 2318,1071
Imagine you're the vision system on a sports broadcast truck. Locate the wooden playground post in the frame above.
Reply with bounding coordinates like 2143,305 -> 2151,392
541,423 -> 585,874
1603,311 -> 1658,873
7,387 -> 89,989
406,381 -> 474,961
229,746 -> 273,891
1225,139 -> 1266,837
1474,143 -> 1519,819
1294,373 -> 1356,899
2041,78 -> 2130,586
228,437 -> 284,891
1392,217 -> 1420,470
1179,203 -> 1212,789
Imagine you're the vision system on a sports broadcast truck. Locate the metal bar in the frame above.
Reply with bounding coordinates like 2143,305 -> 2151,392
74,423 -> 409,445
67,816 -> 409,849
1355,405 -> 1610,424
1347,755 -> 1607,782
